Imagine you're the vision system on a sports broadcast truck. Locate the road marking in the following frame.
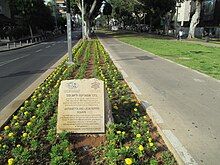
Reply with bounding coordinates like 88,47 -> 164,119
52,43 -> 55,46
46,45 -> 51,49
0,54 -> 31,67
146,106 -> 164,124
35,49 -> 42,53
120,70 -> 128,78
193,78 -> 205,82
128,82 -> 142,95
163,130 -> 198,165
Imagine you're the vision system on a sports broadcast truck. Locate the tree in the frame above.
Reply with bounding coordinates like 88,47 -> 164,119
136,0 -> 176,33
70,0 -> 104,39
109,0 -> 136,27
8,0 -> 55,38
188,0 -> 202,38
103,2 -> 112,27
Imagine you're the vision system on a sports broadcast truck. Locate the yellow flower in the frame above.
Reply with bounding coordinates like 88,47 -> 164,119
27,122 -> 32,126
143,116 -> 147,119
4,125 -> 10,130
16,144 -> 21,147
122,131 -> 125,135
38,94 -> 42,97
135,103 -> 139,106
15,122 -> 19,126
133,108 -> 138,112
136,134 -> 141,138
125,146 -> 129,149
24,100 -> 29,104
125,158 -> 133,165
22,133 -> 28,138
8,158 -> 14,165
138,145 -> 144,151
33,98 -> 37,102
31,116 -> 36,119
147,131 -> 149,134
113,105 -> 118,110
149,142 -> 154,147
8,133 -> 14,137
13,116 -> 18,120
148,138 -> 152,142
132,120 -> 137,123
24,111 -> 29,116
116,131 -> 121,134
37,104 -> 41,108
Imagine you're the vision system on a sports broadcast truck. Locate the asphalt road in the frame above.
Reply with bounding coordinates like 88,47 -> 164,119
99,34 -> 220,165
0,31 -> 81,112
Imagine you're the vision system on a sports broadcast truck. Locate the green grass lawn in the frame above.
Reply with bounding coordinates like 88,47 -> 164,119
117,35 -> 220,80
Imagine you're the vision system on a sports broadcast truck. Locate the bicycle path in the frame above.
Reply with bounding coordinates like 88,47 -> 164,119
98,32 -> 220,165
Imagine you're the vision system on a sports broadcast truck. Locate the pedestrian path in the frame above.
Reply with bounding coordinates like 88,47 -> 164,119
98,32 -> 220,165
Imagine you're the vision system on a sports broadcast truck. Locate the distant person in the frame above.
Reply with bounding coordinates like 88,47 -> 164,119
178,29 -> 183,40
204,30 -> 209,42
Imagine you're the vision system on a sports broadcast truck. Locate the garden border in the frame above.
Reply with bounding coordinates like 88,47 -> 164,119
0,39 -> 82,128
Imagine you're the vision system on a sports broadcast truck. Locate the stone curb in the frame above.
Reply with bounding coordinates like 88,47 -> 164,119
0,39 -> 82,128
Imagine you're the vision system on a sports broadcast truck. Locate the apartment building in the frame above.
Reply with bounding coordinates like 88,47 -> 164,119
176,0 -> 220,37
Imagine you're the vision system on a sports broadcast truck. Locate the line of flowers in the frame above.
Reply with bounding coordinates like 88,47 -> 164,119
0,40 -> 89,164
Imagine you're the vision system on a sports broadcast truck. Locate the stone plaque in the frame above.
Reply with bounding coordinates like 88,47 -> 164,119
57,79 -> 105,133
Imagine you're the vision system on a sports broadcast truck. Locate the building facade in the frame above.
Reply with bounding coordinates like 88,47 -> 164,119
176,0 -> 220,37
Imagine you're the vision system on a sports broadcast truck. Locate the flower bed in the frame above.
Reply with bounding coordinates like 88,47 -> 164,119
0,39 -> 176,165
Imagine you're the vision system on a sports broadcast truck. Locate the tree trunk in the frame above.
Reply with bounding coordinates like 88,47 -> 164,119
188,0 -> 202,39
164,13 -> 171,35
29,24 -> 33,39
84,19 -> 90,39
107,15 -> 110,28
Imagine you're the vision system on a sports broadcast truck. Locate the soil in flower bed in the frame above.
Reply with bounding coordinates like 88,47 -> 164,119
69,40 -> 107,165
70,135 -> 106,164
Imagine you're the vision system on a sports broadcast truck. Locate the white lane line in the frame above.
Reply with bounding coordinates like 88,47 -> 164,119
193,78 -> 205,82
120,70 -> 128,78
163,130 -> 198,165
46,45 -> 51,49
146,106 -> 164,124
0,54 -> 31,67
128,82 -> 142,95
35,49 -> 42,53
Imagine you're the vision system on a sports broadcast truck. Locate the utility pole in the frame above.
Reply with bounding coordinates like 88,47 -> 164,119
82,0 -> 85,39
66,0 -> 73,64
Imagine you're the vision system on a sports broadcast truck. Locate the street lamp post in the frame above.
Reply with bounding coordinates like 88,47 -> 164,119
82,0 -> 85,39
66,0 -> 73,64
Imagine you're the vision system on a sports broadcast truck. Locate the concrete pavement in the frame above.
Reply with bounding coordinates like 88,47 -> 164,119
0,31 -> 81,112
98,33 -> 220,165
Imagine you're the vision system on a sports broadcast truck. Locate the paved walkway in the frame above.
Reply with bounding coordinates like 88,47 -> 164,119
98,33 -> 220,165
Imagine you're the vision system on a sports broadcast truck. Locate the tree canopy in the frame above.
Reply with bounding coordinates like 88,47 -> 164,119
8,0 -> 55,38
